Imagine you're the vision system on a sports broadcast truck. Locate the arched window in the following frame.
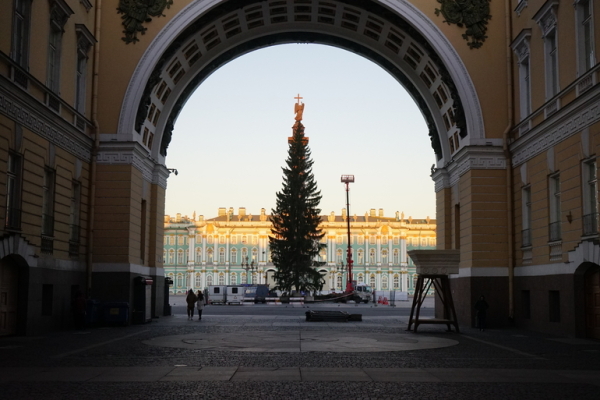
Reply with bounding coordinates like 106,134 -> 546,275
336,236 -> 343,244
176,273 -> 183,288
336,249 -> 343,263
393,274 -> 400,289
337,274 -> 343,290
369,236 -> 376,245
412,274 -> 418,289
358,274 -> 364,283
170,236 -> 175,245
196,248 -> 202,262
219,248 -> 225,263
252,248 -> 258,261
252,236 -> 258,245
230,273 -> 237,285
207,249 -> 213,263
218,273 -> 225,285
206,275 -> 213,286
252,272 -> 257,284
370,274 -> 376,288
358,236 -> 364,245
369,249 -> 376,265
208,235 -> 213,244
177,249 -> 184,264
382,250 -> 388,264
242,235 -> 247,244
231,248 -> 237,264
163,250 -> 166,263
382,236 -> 388,245
219,236 -> 225,244
195,273 -> 202,288
231,235 -> 238,244
168,249 -> 174,264
241,247 -> 248,260
382,275 -> 388,290
357,250 -> 364,265
393,249 -> 399,264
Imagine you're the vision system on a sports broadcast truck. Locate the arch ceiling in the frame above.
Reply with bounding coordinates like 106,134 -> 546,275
118,0 -> 484,167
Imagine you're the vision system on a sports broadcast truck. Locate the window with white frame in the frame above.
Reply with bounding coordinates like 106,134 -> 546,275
336,236 -> 343,244
393,249 -> 399,264
196,247 -> 202,262
75,25 -> 94,113
369,235 -> 376,245
208,235 -> 213,244
357,249 -> 364,265
393,237 -> 399,245
576,0 -> 595,74
252,236 -> 258,245
241,235 -> 247,244
231,248 -> 237,264
382,275 -> 388,290
195,274 -> 201,288
231,235 -> 237,244
207,249 -> 213,263
358,236 -> 364,245
512,30 -> 532,120
549,173 -> 561,241
336,249 -> 343,263
393,275 -> 399,289
358,274 -> 364,283
218,273 -> 225,285
177,249 -> 184,264
220,236 -> 225,244
168,249 -> 174,264
219,248 -> 225,263
252,248 -> 258,261
47,0 -> 73,93
176,274 -> 183,288
231,273 -> 237,285
534,1 -> 559,100
522,185 -> 532,246
381,250 -> 388,264
369,249 -> 375,265
163,250 -> 166,263
12,0 -> 32,68
370,274 -> 376,288
382,236 -> 388,245
206,275 -> 213,286
582,158 -> 598,235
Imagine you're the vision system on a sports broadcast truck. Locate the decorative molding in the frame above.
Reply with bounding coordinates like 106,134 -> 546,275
533,0 -> 559,38
511,88 -> 600,166
434,0 -> 492,49
117,0 -> 174,44
0,81 -> 92,161
511,29 -> 531,62
433,146 -> 506,191
0,234 -> 38,268
515,0 -> 528,16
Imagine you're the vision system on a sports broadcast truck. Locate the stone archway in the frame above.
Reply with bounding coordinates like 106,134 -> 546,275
116,0 -> 484,167
0,254 -> 29,336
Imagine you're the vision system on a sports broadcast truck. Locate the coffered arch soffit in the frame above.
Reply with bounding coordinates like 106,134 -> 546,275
118,0 -> 485,166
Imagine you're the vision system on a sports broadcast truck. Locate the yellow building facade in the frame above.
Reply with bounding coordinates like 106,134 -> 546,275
1,0 -> 599,339
163,208 -> 436,295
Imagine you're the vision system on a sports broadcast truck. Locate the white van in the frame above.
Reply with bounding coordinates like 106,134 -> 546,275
226,285 -> 244,305
207,285 -> 227,304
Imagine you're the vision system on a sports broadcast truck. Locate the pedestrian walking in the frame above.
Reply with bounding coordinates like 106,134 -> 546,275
186,289 -> 197,320
475,295 -> 489,331
196,290 -> 205,321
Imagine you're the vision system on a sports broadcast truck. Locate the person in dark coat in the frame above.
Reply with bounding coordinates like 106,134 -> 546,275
186,289 -> 197,320
474,295 -> 489,331
196,290 -> 205,321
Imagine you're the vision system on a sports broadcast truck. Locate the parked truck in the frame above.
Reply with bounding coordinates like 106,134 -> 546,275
242,284 -> 270,304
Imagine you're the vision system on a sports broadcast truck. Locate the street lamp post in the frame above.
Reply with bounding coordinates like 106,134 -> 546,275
341,175 -> 355,294
241,256 -> 257,284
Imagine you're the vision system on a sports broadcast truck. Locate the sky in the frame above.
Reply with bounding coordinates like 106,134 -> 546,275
164,44 -> 437,221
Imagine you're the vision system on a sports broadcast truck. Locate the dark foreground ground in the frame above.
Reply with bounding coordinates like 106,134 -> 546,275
0,302 -> 598,400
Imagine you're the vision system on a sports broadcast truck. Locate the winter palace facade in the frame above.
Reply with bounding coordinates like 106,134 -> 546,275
164,208 -> 436,294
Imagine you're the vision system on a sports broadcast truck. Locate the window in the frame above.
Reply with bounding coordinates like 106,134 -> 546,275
206,275 -> 213,286
177,249 -> 184,264
369,236 -> 376,245
393,275 -> 399,289
195,274 -> 201,288
231,235 -> 237,244
219,235 -> 225,244
549,290 -> 560,322
168,249 -> 174,264
522,186 -> 532,246
381,250 -> 388,264
576,0 -> 595,74
196,248 -> 202,262
241,235 -> 247,244
47,0 -> 73,92
336,236 -> 343,244
393,249 -> 399,264
251,273 -> 257,284
75,25 -> 95,113
381,275 -> 388,290
358,236 -> 364,245
582,159 -> 598,235
382,236 -> 388,245
358,274 -> 364,283
337,275 -> 343,290
219,248 -> 225,263
511,30 -> 532,120
162,250 -> 166,263
534,1 -> 559,101
357,250 -> 364,265
336,249 -> 343,263
369,249 -> 375,265
69,181 -> 81,256
218,274 -> 225,285
370,274 -> 376,288
231,249 -> 237,264
252,236 -> 258,245
42,168 -> 55,236
230,273 -> 237,285
549,173 -> 561,241
12,0 -> 32,68
176,274 -> 183,288
5,152 -> 23,230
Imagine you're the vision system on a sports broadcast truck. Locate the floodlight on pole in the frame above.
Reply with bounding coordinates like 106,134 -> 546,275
341,175 -> 355,293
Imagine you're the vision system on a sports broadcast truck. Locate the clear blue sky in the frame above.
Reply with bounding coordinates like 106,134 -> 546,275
165,44 -> 436,220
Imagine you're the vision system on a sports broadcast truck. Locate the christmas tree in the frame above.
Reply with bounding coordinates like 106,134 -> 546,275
269,98 -> 326,294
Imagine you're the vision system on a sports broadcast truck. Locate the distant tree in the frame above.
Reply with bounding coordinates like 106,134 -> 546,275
269,120 -> 326,294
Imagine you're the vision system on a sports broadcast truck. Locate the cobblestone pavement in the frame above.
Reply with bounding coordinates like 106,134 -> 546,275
1,313 -> 599,399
